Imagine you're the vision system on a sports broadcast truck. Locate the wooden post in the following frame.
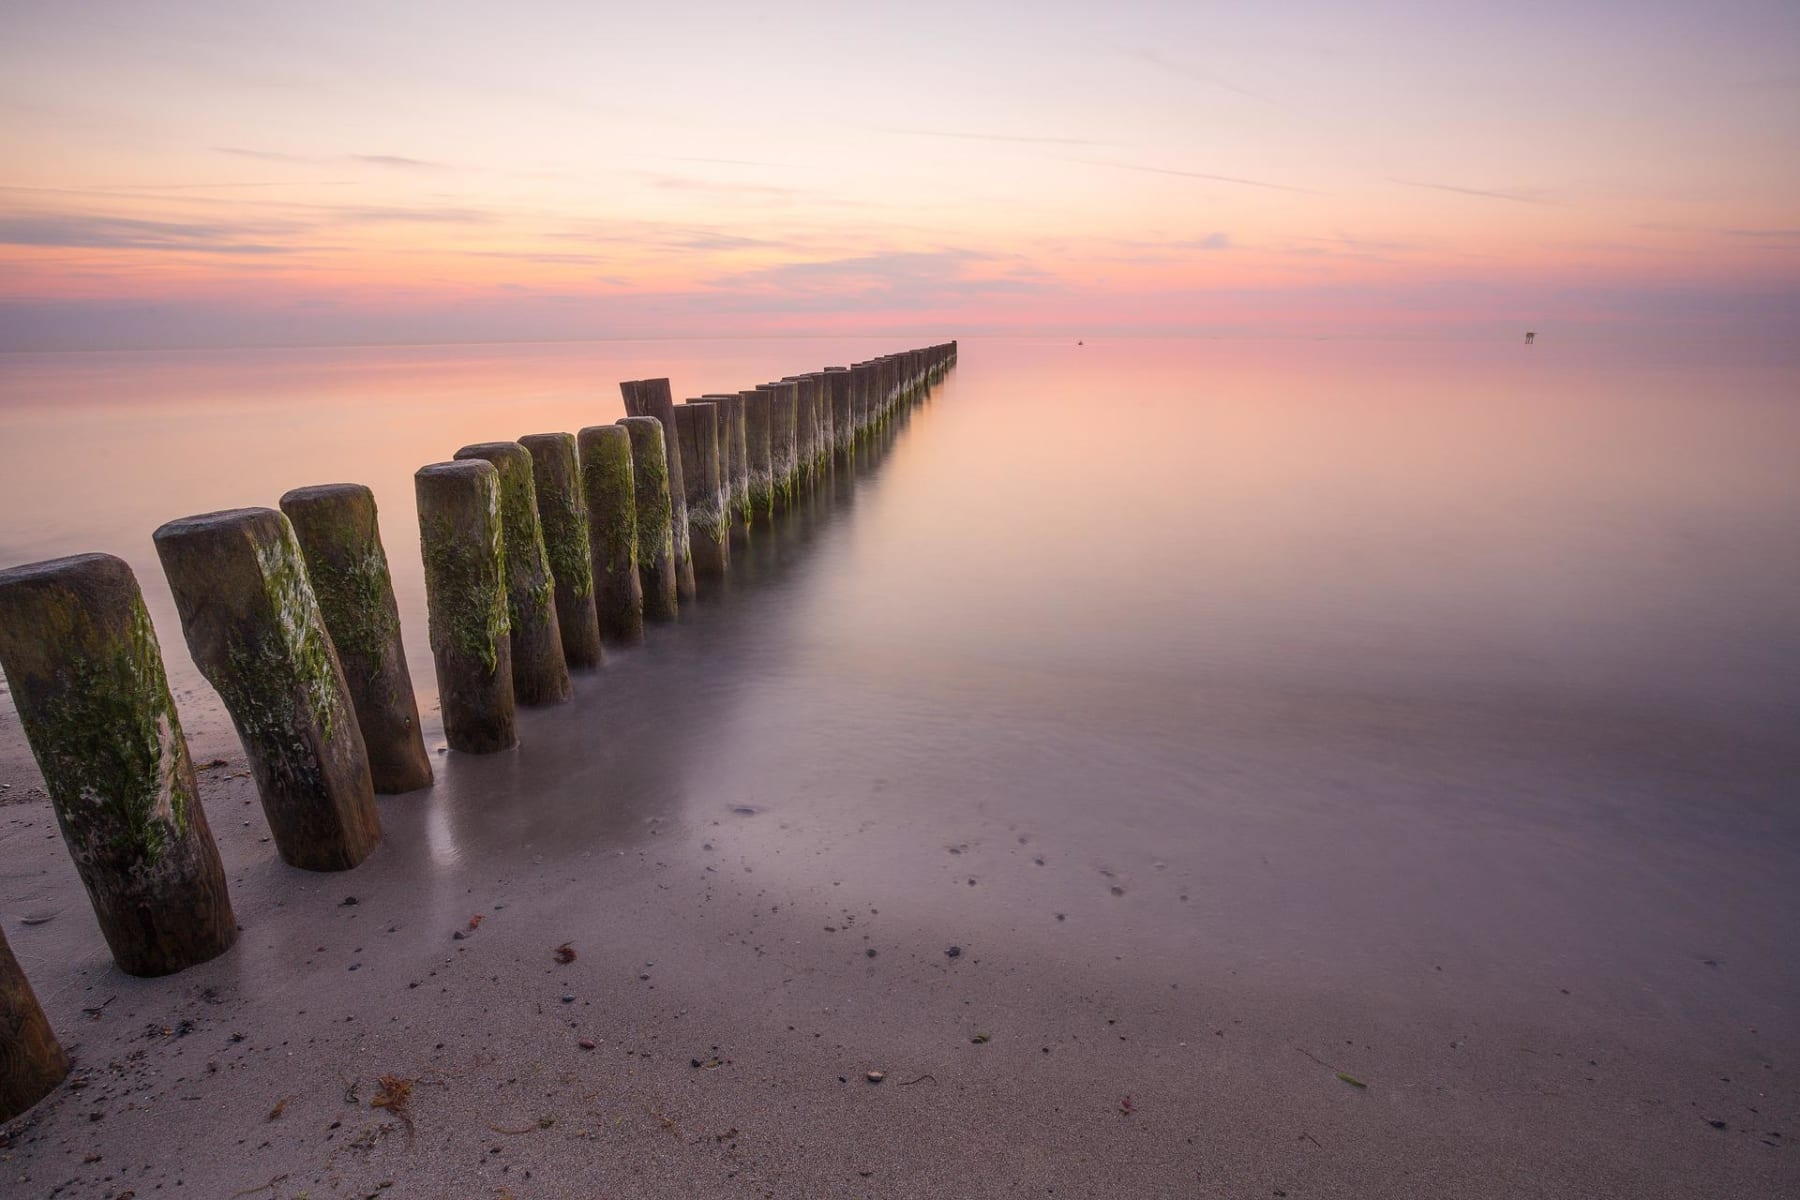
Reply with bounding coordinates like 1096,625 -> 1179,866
742,389 -> 775,521
453,442 -> 570,706
615,416 -> 677,623
415,460 -> 516,754
851,362 -> 874,439
787,376 -> 819,493
621,379 -> 696,601
154,508 -> 381,872
764,381 -> 799,511
279,484 -> 432,794
518,433 -> 604,670
577,424 -> 644,644
673,403 -> 729,577
814,371 -> 837,473
700,395 -> 752,532
825,368 -> 854,463
0,553 -> 238,974
0,928 -> 68,1121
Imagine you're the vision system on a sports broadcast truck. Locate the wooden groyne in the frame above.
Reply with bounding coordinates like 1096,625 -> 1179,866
0,340 -> 953,1119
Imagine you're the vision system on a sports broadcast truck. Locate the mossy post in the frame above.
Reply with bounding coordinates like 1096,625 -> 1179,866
851,362 -> 874,440
787,376 -> 819,493
0,928 -> 67,1121
415,460 -> 516,753
765,381 -> 799,511
673,403 -> 729,578
742,389 -> 776,522
615,416 -> 677,623
0,553 -> 238,974
518,433 -> 603,670
814,371 -> 838,472
154,509 -> 381,872
279,484 -> 432,795
453,442 -> 571,707
577,424 -> 645,644
699,395 -> 752,533
621,378 -> 696,602
826,368 -> 855,463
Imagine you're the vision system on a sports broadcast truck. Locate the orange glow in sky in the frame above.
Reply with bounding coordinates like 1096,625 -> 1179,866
2,1 -> 1796,349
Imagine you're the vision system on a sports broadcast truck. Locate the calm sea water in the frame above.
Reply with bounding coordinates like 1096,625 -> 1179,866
2,335 -> 1797,1021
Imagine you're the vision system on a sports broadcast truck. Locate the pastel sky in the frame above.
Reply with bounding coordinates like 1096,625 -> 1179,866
2,0 -> 1796,349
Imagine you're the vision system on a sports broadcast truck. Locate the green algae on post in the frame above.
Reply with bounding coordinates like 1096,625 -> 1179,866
518,432 -> 604,671
280,483 -> 433,794
154,508 -> 381,873
673,402 -> 730,578
0,552 -> 238,975
616,415 -> 679,623
764,381 -> 799,511
620,378 -> 696,602
742,389 -> 776,521
454,441 -> 571,706
0,926 -> 68,1121
577,423 -> 645,644
416,459 -> 517,753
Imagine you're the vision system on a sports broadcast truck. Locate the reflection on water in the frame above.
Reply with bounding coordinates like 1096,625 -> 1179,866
2,338 -> 1798,988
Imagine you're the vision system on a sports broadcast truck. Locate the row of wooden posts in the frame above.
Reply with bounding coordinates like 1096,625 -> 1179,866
0,342 -> 957,1123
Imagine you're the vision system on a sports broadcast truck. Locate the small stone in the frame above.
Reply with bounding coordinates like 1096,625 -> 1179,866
341,896 -> 359,906
561,995 -> 575,1004
865,948 -> 878,958
866,1070 -> 885,1084
578,1038 -> 596,1050
945,946 -> 961,958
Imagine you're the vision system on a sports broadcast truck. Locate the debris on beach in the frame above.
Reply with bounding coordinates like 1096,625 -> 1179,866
945,945 -> 962,958
554,942 -> 577,963
467,914 -> 484,930
1336,1072 -> 1367,1089
866,1070 -> 885,1083
1119,1096 -> 1136,1115
971,1032 -> 991,1044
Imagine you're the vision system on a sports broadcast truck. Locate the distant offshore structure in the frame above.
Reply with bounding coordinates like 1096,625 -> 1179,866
1525,330 -> 1536,345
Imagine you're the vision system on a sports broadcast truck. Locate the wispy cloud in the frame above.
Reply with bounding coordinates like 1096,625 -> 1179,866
331,206 -> 492,225
1390,178 -> 1558,205
0,213 -> 306,254
1078,159 -> 1318,194
218,147 -> 450,171
1720,227 -> 1800,241
880,127 -> 1112,147
1121,48 -> 1286,110
348,154 -> 447,170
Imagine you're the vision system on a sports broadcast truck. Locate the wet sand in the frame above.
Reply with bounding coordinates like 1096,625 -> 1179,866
3,341 -> 1798,1197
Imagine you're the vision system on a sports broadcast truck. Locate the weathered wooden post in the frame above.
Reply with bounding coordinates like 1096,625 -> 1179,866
672,403 -> 729,577
0,553 -> 238,973
518,433 -> 603,670
826,368 -> 854,463
453,443 -> 570,706
154,509 -> 381,872
577,424 -> 644,644
699,395 -> 752,533
742,389 -> 776,521
416,460 -> 516,753
764,381 -> 799,511
787,376 -> 819,493
621,379 -> 696,601
0,928 -> 68,1121
813,371 -> 837,474
615,416 -> 677,622
851,362 -> 874,440
279,484 -> 432,794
